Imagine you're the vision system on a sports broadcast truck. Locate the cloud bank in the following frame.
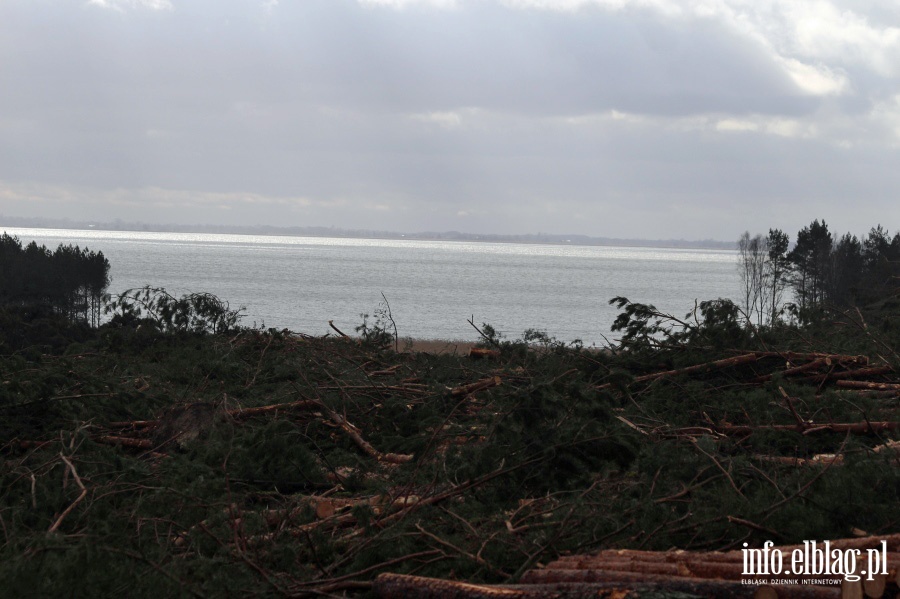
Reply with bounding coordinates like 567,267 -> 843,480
1,0 -> 899,239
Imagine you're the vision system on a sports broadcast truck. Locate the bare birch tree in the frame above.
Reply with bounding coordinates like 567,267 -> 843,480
737,232 -> 768,325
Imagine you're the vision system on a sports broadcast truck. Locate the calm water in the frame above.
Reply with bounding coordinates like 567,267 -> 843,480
5,228 -> 738,346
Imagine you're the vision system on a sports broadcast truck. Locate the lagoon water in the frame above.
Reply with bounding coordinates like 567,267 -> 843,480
5,227 -> 738,346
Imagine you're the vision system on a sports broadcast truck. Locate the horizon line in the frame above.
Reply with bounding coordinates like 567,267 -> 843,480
0,215 -> 737,251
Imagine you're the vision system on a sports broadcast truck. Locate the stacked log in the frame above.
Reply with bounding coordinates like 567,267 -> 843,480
596,351 -> 896,396
374,573 -> 842,598
375,535 -> 900,599
523,536 -> 900,599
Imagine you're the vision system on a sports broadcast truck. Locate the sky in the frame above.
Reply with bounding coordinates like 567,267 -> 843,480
2,0 -> 900,241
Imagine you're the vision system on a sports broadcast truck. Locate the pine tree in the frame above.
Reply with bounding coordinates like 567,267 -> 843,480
788,220 -> 833,313
765,228 -> 790,323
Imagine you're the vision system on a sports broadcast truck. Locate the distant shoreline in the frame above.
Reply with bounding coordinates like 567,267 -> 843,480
0,215 -> 736,251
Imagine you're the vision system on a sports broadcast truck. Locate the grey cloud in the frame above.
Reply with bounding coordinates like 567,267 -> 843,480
0,0 -> 814,190
1,0 -> 900,241
266,1 -> 811,116
3,1 -> 814,118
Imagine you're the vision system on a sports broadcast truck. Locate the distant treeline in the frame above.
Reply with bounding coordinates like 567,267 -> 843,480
738,220 -> 899,324
0,233 -> 110,326
0,215 -> 734,250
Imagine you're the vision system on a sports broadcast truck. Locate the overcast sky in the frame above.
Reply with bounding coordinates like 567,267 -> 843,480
2,0 -> 900,240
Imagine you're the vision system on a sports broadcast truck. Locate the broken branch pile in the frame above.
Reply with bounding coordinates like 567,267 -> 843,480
3,303 -> 900,596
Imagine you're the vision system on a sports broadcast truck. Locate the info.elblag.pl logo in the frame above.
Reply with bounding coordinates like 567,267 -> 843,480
742,540 -> 889,583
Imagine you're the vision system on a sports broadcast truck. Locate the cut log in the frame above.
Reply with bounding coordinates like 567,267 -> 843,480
752,454 -> 844,467
599,353 -> 760,389
719,422 -> 900,435
315,499 -> 335,519
835,381 -> 900,391
227,399 -> 321,419
750,352 -> 869,366
526,560 -> 850,584
374,573 -> 841,599
368,364 -> 403,376
752,358 -> 829,384
862,573 -> 886,599
874,440 -> 900,455
841,579 -> 863,599
450,376 -> 502,397
468,348 -> 501,360
805,366 -> 893,383
522,568 -> 851,595
93,435 -> 154,449
550,535 -> 900,563
321,406 -> 414,464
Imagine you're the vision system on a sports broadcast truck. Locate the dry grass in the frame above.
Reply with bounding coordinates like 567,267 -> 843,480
400,337 -> 478,354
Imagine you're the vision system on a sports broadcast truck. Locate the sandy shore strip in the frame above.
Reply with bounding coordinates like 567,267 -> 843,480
399,338 -> 478,354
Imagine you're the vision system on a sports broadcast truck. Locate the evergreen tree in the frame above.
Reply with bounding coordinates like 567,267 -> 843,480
860,225 -> 900,302
828,233 -> 862,307
765,228 -> 790,323
788,220 -> 833,312
0,233 -> 110,326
